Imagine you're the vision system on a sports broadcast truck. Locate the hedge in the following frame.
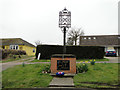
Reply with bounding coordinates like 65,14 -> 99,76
0,49 -> 26,59
35,45 -> 104,59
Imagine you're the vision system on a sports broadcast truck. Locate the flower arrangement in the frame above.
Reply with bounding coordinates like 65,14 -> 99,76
22,62 -> 25,67
76,63 -> 88,73
90,59 -> 96,65
80,61 -> 83,63
42,64 -> 51,73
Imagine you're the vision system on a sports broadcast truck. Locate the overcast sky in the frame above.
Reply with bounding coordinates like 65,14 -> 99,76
0,0 -> 119,45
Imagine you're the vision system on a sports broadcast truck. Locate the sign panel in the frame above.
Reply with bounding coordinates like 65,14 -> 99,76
57,60 -> 70,70
59,8 -> 71,28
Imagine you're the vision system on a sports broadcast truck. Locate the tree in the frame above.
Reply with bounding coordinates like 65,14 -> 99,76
67,27 -> 84,45
67,37 -> 74,45
35,40 -> 42,46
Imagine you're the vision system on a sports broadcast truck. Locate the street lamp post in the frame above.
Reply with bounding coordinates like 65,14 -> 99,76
59,8 -> 71,54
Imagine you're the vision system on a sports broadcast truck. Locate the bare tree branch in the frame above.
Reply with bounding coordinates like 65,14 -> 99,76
35,40 -> 42,46
67,27 -> 84,45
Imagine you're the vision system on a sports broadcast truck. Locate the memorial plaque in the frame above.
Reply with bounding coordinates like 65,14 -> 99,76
51,54 -> 76,74
57,60 -> 70,70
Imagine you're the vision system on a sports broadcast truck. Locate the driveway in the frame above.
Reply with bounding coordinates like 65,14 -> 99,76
104,56 -> 119,63
1,57 -> 35,72
1,57 -> 51,72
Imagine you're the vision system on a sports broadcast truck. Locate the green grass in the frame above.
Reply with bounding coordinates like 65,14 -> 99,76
74,63 -> 119,88
1,55 -> 34,63
2,63 -> 119,89
2,64 -> 53,88
76,58 -> 109,62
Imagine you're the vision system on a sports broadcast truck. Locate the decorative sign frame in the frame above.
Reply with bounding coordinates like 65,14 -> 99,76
59,8 -> 71,28
57,60 -> 70,70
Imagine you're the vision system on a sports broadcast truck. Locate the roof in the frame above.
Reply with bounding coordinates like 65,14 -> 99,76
80,35 -> 120,46
81,35 -> 120,37
0,38 -> 35,47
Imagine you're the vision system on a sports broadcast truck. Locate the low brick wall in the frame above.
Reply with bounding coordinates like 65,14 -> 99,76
51,54 -> 76,74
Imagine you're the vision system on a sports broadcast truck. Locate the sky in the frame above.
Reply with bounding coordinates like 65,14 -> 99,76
0,0 -> 119,45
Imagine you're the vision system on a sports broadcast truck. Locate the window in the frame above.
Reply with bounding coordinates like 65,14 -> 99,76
10,45 -> 13,49
13,46 -> 15,49
93,37 -> 96,39
33,49 -> 35,53
88,37 -> 91,39
84,37 -> 87,39
16,46 -> 18,49
10,45 -> 19,50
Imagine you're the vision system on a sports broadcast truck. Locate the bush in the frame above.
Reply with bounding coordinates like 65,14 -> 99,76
76,63 -> 88,73
1,49 -> 26,59
42,64 -> 51,73
36,45 -> 105,59
17,50 -> 26,55
0,49 -> 8,59
36,45 -> 63,59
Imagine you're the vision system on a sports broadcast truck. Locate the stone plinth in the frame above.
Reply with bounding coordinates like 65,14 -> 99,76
51,54 -> 76,74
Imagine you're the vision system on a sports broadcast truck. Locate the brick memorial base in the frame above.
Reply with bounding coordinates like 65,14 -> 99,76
51,54 -> 76,74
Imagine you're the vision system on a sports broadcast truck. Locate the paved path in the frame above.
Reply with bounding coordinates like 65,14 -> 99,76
49,77 -> 74,87
1,57 -> 35,72
1,58 -> 51,72
104,56 -> 119,63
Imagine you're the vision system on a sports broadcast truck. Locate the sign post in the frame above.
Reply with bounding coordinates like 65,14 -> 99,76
59,8 -> 71,54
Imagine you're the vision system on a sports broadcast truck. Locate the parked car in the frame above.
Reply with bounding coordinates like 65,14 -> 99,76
105,50 -> 116,57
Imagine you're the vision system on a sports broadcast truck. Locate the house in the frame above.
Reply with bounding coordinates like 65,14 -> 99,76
0,38 -> 36,56
79,35 -> 120,56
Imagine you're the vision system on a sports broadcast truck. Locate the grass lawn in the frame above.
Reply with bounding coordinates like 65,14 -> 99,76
2,63 -> 119,89
74,63 -> 119,88
2,63 -> 53,88
1,55 -> 34,63
31,58 -> 109,62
